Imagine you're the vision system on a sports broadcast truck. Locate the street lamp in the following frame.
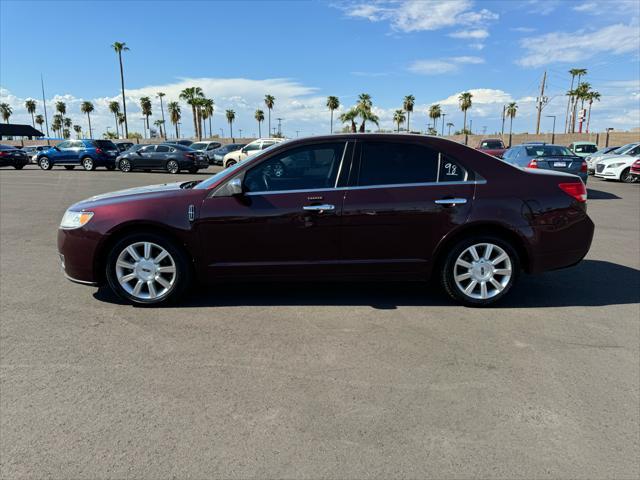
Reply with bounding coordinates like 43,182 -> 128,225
605,127 -> 614,147
545,115 -> 556,144
219,128 -> 224,138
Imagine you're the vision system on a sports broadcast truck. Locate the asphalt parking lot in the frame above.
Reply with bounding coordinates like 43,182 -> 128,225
1,166 -> 638,479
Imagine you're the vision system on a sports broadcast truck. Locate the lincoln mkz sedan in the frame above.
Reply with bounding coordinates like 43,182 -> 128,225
58,134 -> 594,307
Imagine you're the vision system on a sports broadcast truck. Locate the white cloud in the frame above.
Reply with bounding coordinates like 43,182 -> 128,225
573,0 -> 639,15
408,56 -> 484,75
449,28 -> 489,39
337,0 -> 497,32
511,27 -> 535,33
517,23 -> 640,67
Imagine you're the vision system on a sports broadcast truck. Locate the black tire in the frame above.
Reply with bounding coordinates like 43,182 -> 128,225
620,168 -> 634,183
119,158 -> 132,172
225,160 -> 237,169
64,165 -> 75,170
166,160 -> 180,174
106,165 -> 116,171
39,157 -> 52,170
105,233 -> 191,306
188,167 -> 198,174
441,235 -> 520,307
81,157 -> 96,171
14,164 -> 25,170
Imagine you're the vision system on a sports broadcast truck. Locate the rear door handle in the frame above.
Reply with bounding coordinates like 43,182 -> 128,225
435,198 -> 467,206
303,204 -> 335,212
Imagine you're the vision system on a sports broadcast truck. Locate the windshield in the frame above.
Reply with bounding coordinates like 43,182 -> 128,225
525,145 -> 573,157
190,142 -> 207,150
612,143 -> 637,155
480,140 -> 503,149
195,142 -> 283,190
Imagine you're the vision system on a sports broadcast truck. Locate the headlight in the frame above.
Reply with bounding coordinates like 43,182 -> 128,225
607,162 -> 625,169
60,210 -> 94,229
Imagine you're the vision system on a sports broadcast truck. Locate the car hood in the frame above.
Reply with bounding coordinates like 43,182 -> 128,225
73,182 -> 190,209
597,154 -> 635,165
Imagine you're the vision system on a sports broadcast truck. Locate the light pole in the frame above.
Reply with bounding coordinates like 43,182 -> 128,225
605,127 -> 614,147
545,115 -> 556,144
219,128 -> 224,138
141,117 -> 146,138
441,113 -> 446,136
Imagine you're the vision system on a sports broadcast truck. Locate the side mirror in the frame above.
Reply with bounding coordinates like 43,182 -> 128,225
54,146 -> 60,151
136,150 -> 143,156
228,177 -> 243,196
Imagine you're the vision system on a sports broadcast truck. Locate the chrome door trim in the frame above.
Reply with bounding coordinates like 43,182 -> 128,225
434,198 -> 468,205
302,204 -> 335,211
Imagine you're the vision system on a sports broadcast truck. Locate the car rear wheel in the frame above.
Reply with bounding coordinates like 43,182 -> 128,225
225,160 -> 237,168
106,165 -> 116,171
188,167 -> 198,174
39,157 -> 52,170
620,168 -> 634,183
119,158 -> 132,172
166,160 -> 180,174
441,236 -> 519,307
14,164 -> 25,170
64,165 -> 75,170
82,157 -> 95,171
105,233 -> 190,306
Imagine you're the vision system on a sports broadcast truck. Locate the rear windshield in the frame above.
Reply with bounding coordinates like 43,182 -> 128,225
94,140 -> 118,150
480,140 -> 504,149
525,145 -> 572,157
190,142 -> 207,150
0,145 -> 14,150
574,144 -> 597,153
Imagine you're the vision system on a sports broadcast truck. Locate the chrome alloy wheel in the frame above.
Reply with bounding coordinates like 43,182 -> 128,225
115,241 -> 176,300
453,243 -> 512,300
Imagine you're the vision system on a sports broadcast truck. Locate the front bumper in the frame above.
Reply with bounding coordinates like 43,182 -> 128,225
58,228 -> 102,285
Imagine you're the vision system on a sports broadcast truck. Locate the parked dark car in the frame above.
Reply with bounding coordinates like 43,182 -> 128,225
115,142 -> 134,153
0,144 -> 29,169
502,144 -> 588,183
476,138 -> 506,158
209,143 -> 246,165
163,139 -> 193,147
58,134 -> 594,307
36,139 -> 120,171
116,144 -> 208,173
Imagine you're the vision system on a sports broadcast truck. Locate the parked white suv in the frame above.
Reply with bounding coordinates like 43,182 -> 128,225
222,138 -> 284,168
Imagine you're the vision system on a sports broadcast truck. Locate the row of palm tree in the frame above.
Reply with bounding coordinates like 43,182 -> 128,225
564,69 -> 600,134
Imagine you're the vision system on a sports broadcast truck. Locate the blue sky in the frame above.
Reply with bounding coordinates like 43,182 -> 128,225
1,0 -> 638,138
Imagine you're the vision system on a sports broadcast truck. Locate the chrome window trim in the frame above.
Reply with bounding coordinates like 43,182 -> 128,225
333,141 -> 349,188
244,179 -> 485,196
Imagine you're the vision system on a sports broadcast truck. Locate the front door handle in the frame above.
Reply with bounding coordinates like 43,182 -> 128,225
303,204 -> 335,212
435,198 -> 467,206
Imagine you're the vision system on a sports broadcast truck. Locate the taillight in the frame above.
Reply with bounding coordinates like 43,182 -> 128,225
185,153 -> 194,158
580,161 -> 587,173
527,158 -> 538,168
0,152 -> 6,157
558,182 -> 587,203
95,147 -> 103,154
633,159 -> 640,168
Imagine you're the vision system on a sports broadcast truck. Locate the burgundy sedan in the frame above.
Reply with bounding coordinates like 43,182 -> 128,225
58,134 -> 594,307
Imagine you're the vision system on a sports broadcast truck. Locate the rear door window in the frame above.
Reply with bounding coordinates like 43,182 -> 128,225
156,145 -> 170,153
357,141 -> 438,186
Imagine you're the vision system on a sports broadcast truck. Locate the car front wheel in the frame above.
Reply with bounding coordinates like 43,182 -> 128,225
441,236 -> 519,307
166,160 -> 180,174
39,157 -> 52,170
119,158 -> 132,172
105,233 -> 190,306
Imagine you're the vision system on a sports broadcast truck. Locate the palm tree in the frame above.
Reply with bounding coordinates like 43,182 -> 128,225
403,95 -> 415,131
0,103 -> 12,123
202,98 -> 214,138
568,68 -> 587,133
35,114 -> 45,133
340,108 -> 358,133
52,114 -> 62,137
446,122 -> 454,135
25,99 -> 37,127
179,87 -> 204,139
167,101 -> 181,138
63,117 -> 72,138
326,96 -> 340,133
80,101 -> 94,138
154,119 -> 165,138
264,94 -> 275,136
111,41 -> 130,137
393,109 -> 406,132
585,90 -> 600,134
55,101 -> 67,126
139,96 -> 152,137
157,92 -> 167,139
225,109 -> 235,139
506,102 -> 518,147
73,124 -> 82,138
118,113 -> 125,134
63,128 -> 70,139
428,104 -> 442,132
254,109 -> 265,137
109,101 -> 121,138
356,93 -> 374,132
458,92 -> 473,132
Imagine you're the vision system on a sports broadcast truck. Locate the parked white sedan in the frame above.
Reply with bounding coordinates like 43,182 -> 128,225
589,142 -> 640,174
594,153 -> 640,183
